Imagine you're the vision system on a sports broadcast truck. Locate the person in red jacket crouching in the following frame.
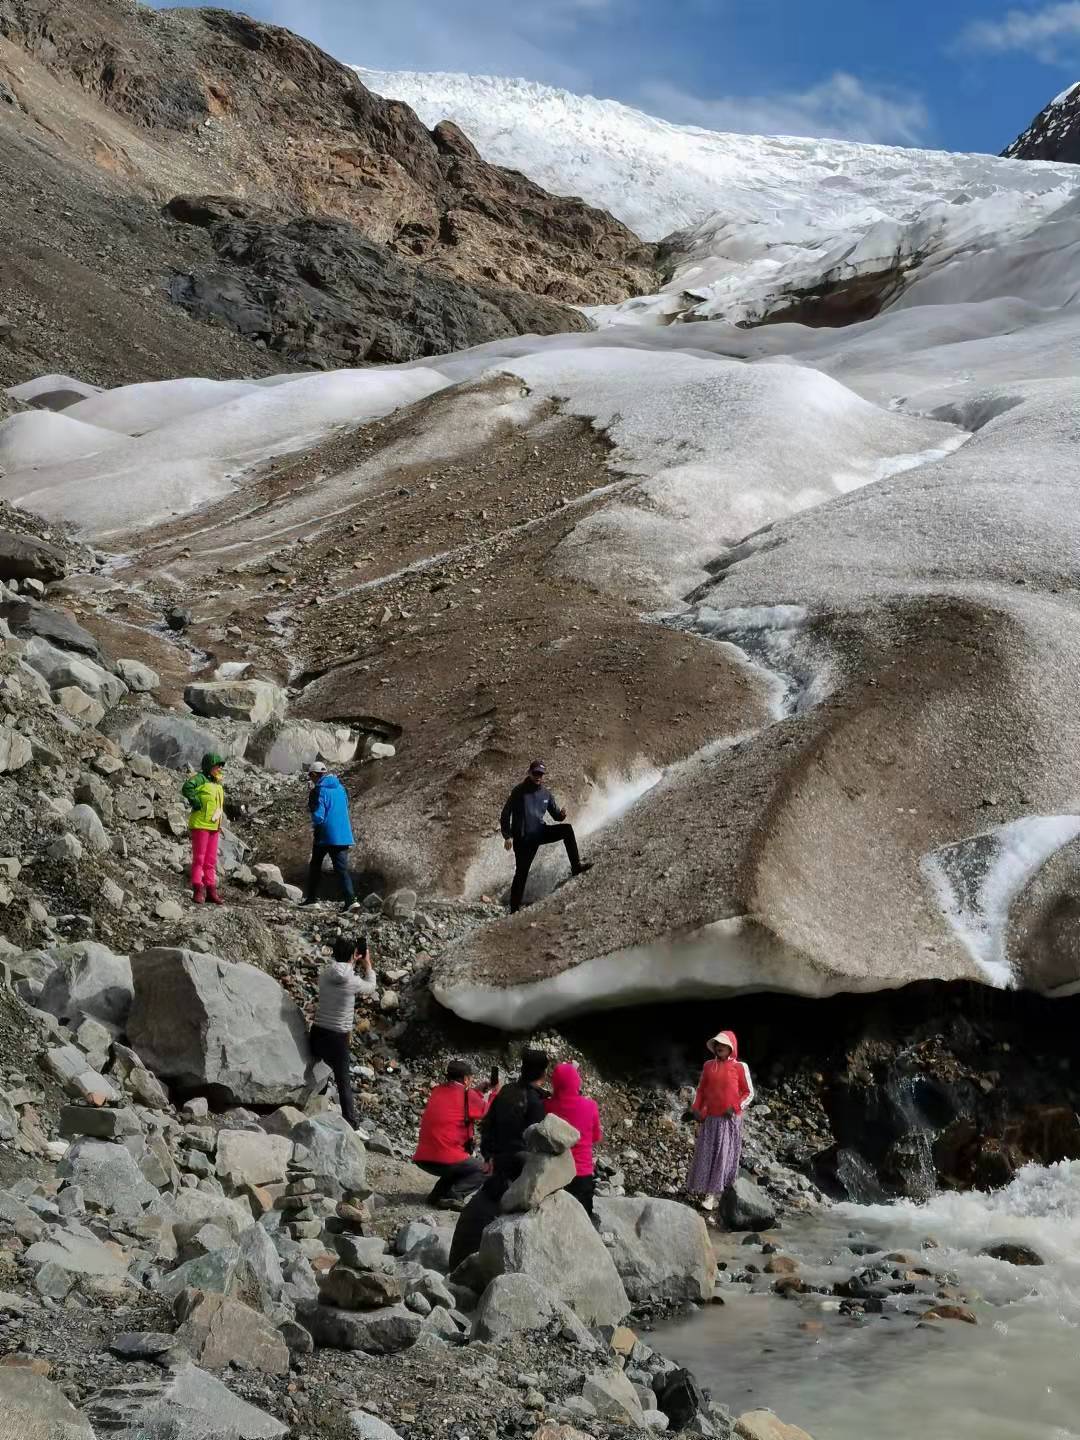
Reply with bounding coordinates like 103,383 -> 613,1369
544,1062 -> 603,1221
413,1060 -> 493,1210
686,1029 -> 753,1215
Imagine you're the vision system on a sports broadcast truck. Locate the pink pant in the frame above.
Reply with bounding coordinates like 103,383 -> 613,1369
190,828 -> 220,888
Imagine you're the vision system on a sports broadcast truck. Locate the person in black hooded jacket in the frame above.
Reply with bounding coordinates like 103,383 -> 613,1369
499,759 -> 592,913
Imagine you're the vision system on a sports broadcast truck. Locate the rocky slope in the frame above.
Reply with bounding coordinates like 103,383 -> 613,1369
1003,82 -> 1080,162
0,0 -> 656,386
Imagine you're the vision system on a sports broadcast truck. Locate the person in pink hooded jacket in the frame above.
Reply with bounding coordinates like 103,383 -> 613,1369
545,1061 -> 603,1219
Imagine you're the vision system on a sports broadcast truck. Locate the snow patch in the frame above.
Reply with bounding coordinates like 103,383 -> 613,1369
921,815 -> 1080,986
0,410 -> 131,471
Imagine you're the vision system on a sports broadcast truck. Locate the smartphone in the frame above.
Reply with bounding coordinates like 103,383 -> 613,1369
490,1066 -> 500,1089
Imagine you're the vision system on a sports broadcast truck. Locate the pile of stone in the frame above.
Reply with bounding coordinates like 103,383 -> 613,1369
277,1160 -> 325,1241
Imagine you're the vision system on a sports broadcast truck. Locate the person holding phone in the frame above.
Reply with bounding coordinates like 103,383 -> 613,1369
413,1060 -> 493,1209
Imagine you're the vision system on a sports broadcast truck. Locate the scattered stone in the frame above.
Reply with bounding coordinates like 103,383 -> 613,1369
921,1303 -> 978,1324
59,1137 -> 158,1218
719,1176 -> 778,1232
115,658 -> 160,692
68,803 -> 110,854
216,1130 -> 292,1189
175,1290 -> 290,1375
472,1273 -> 589,1344
86,1360 -> 287,1437
0,1367 -> 95,1438
319,1265 -> 403,1310
582,1368 -> 646,1427
185,679 -> 286,725
981,1243 -> 1044,1266
59,1104 -> 142,1140
736,1412 -> 817,1440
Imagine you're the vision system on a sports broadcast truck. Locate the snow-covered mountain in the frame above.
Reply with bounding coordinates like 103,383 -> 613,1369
1004,81 -> 1080,163
357,68 -> 1076,244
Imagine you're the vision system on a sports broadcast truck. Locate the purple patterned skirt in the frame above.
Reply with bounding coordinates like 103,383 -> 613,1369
687,1113 -> 743,1197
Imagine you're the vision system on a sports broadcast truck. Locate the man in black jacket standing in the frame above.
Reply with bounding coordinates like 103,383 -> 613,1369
500,759 -> 592,913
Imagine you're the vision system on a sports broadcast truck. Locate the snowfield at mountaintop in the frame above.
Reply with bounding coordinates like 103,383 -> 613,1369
5,74 -> 1080,1033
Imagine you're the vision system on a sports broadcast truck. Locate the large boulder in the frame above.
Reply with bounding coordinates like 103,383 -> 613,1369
594,1197 -> 715,1304
247,718 -> 358,773
21,637 -> 127,707
184,680 -> 286,725
472,1273 -> 590,1343
175,1291 -> 290,1375
58,1138 -> 158,1219
0,598 -> 101,658
216,1130 -> 292,1188
0,528 -> 68,585
300,1302 -> 424,1353
127,948 -> 312,1105
291,1115 -> 367,1200
101,711 -> 248,770
475,1189 -> 629,1326
36,942 -> 132,1032
0,1367 -> 96,1438
85,1361 -> 287,1438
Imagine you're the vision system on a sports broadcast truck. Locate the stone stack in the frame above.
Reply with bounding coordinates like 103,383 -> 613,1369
276,1161 -> 326,1245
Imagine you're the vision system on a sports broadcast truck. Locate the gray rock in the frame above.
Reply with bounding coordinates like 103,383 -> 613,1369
394,1220 -> 436,1256
334,1235 -> 395,1273
36,941 -> 132,1031
247,719 -> 358,773
319,1265 -> 402,1310
25,1228 -> 129,1279
216,1130 -> 292,1189
300,1301 -> 423,1353
22,637 -> 126,707
0,1366 -> 96,1437
85,1360 -> 287,1437
0,598 -> 102,659
349,1413 -> 405,1440
35,1260 -> 76,1299
109,1331 -> 184,1362
384,889 -> 417,919
237,1223 -> 285,1305
500,1148 -> 577,1213
112,1044 -> 171,1110
74,1014 -> 113,1070
719,1177 -> 777,1232
59,1105 -> 142,1140
0,727 -> 33,773
150,1187 -> 252,1236
45,1044 -> 119,1104
184,680 -> 286,725
58,1137 -> 157,1219
472,1273 -> 591,1344
176,1222 -> 235,1263
101,711 -> 248,770
279,1319 -> 314,1355
68,804 -> 110,854
290,1115 -> 366,1199
583,1367 -> 648,1426
0,529 -> 68,585
595,1197 -> 716,1304
175,1291 -> 290,1375
127,948 -> 312,1106
525,1113 -> 581,1155
476,1190 -> 629,1326
48,833 -> 83,862
115,658 -> 160,692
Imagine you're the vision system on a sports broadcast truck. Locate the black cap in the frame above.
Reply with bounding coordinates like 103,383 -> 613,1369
528,759 -> 546,775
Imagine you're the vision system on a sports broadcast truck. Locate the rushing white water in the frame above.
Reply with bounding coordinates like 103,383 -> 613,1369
653,1163 -> 1080,1439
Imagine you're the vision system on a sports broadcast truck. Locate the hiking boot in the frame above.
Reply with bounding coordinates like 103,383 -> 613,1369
437,1196 -> 467,1212
205,887 -> 224,906
571,861 -> 594,877
297,896 -> 320,908
341,899 -> 361,914
192,886 -> 206,905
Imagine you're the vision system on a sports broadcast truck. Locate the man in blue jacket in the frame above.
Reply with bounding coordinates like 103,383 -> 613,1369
301,762 -> 359,912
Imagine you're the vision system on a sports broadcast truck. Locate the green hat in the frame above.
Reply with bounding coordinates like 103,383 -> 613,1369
201,752 -> 226,773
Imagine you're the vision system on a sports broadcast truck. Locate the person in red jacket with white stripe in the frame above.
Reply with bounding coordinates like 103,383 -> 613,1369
686,1029 -> 753,1213
413,1061 -> 493,1210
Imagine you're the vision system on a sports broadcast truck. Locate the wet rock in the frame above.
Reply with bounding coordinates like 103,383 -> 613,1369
175,1290 -> 290,1374
658,1368 -> 709,1431
36,941 -> 132,1031
921,1303 -> 978,1324
595,1197 -> 715,1305
0,1367 -> 95,1437
476,1189 -> 629,1326
981,1242 -> 1044,1266
128,947 -> 312,1105
166,605 -> 193,632
85,1360 -> 287,1437
719,1176 -> 777,1232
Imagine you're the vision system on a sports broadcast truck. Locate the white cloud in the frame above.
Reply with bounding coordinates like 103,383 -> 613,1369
640,72 -> 932,146
958,2 -> 1080,64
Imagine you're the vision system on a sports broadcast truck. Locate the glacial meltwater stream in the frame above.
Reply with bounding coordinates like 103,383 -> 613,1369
652,1162 -> 1080,1440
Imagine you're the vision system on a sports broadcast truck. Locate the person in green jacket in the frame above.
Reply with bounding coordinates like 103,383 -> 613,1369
182,752 -> 226,905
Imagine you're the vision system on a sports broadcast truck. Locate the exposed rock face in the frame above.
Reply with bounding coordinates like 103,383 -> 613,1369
167,202 -> 591,368
0,1366 -> 97,1438
1003,84 -> 1080,163
127,948 -> 313,1105
36,941 -> 133,1032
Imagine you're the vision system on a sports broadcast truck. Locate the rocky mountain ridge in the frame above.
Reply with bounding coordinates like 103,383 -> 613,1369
1003,82 -> 1080,162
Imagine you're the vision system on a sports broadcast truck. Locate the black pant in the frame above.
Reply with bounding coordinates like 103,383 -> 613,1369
566,1173 -> 596,1217
416,1159 -> 486,1203
308,1025 -> 358,1128
511,825 -> 582,912
307,843 -> 355,903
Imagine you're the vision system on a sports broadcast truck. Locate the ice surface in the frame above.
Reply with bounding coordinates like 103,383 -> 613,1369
921,816 -> 1080,986
357,69 -> 1079,243
5,374 -> 101,403
0,368 -> 451,538
64,378 -> 261,435
0,410 -> 130,471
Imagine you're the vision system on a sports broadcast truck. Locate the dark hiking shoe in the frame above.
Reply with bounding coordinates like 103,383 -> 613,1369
342,899 -> 362,914
297,896 -> 320,907
205,887 -> 224,906
571,862 -> 594,876
192,886 -> 206,905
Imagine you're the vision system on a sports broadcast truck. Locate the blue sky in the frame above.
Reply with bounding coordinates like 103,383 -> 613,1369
153,0 -> 1080,153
